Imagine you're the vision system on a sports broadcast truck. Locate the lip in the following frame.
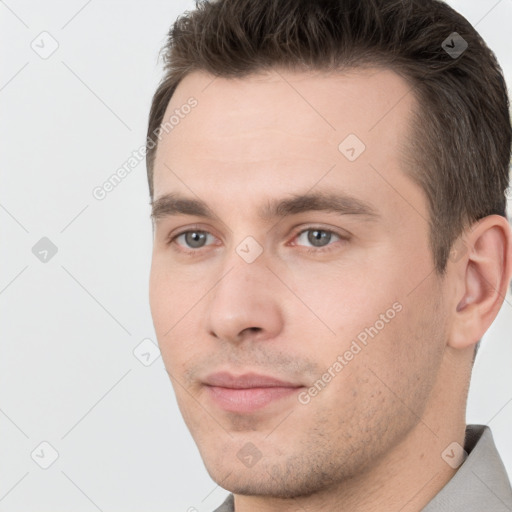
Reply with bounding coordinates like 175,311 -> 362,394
204,371 -> 301,388
203,372 -> 304,413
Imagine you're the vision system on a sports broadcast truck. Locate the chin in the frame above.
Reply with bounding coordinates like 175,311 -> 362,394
201,453 -> 335,500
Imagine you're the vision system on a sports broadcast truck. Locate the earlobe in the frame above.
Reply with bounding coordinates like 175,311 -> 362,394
448,215 -> 512,350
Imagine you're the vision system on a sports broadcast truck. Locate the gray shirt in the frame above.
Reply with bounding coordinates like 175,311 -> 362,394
212,424 -> 512,511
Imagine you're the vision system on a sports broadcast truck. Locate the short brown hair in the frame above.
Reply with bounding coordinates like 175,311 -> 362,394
146,0 -> 511,275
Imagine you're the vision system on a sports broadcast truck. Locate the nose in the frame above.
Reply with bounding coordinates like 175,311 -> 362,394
205,252 -> 284,345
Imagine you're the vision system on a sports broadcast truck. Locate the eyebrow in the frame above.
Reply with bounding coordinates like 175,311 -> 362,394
150,191 -> 380,224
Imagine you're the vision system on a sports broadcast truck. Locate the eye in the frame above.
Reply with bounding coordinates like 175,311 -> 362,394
167,225 -> 347,256
292,227 -> 345,253
169,229 -> 215,252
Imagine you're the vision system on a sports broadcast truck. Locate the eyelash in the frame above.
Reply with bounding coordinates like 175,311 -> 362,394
166,226 -> 347,256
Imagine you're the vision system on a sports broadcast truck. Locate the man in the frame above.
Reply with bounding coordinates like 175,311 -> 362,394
146,0 -> 512,510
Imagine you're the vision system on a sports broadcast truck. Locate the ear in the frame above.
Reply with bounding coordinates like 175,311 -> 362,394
448,215 -> 512,350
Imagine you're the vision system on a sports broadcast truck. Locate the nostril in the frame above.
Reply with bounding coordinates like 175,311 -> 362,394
242,326 -> 262,336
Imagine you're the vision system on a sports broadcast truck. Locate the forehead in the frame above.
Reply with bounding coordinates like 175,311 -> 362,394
152,67 -> 421,219
160,66 -> 414,142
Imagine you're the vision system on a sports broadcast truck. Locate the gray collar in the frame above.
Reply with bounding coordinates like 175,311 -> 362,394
422,424 -> 512,511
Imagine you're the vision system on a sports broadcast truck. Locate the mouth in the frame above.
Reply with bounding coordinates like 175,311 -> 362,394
203,372 -> 305,413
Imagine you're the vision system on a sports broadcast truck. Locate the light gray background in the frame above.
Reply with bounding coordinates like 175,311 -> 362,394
1,1 -> 511,510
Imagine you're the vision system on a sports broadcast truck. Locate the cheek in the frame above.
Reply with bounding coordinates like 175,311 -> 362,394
312,300 -> 444,445
149,262 -> 194,367
296,266 -> 443,388
350,292 -> 446,407
149,257 -> 199,333
282,263 -> 398,345
148,268 -> 171,336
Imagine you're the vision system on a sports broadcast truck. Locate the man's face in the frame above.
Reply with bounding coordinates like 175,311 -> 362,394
149,68 -> 449,497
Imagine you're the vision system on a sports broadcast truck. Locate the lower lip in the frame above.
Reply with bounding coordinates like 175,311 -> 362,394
204,385 -> 301,413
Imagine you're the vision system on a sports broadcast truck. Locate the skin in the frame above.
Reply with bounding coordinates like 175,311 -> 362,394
148,67 -> 512,511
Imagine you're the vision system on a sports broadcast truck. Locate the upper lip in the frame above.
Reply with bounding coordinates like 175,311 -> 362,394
203,372 -> 302,389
